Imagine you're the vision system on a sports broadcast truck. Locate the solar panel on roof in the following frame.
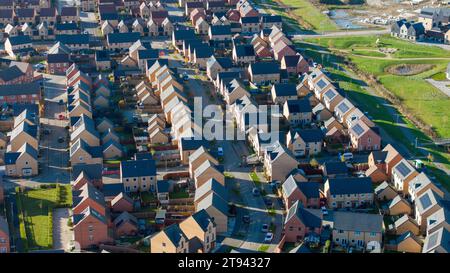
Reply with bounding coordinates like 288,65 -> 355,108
337,102 -> 350,113
396,162 -> 412,177
352,123 -> 365,136
324,89 -> 336,100
420,193 -> 433,210
316,79 -> 327,89
427,232 -> 439,250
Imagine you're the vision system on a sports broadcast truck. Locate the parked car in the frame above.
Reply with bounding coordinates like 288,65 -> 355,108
264,197 -> 273,208
261,224 -> 269,233
321,206 -> 328,216
264,232 -> 273,243
217,147 -> 223,156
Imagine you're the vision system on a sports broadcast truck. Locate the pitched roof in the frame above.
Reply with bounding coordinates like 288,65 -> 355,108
56,34 -> 89,45
272,83 -> 296,97
423,227 -> 450,253
73,206 -> 107,226
333,211 -> 383,233
285,99 -> 311,113
196,192 -> 229,216
322,161 -> 348,176
190,209 -> 215,231
47,53 -> 70,63
107,32 -> 140,44
113,211 -> 138,228
194,178 -> 227,202
326,177 -> 373,195
285,201 -> 322,228
161,223 -> 187,247
393,159 -> 416,180
250,61 -> 280,75
120,159 -> 156,178
293,129 -> 324,143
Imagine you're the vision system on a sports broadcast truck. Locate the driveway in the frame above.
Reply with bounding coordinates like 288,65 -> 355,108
53,208 -> 73,251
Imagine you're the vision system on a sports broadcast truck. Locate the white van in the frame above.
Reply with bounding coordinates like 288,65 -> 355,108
342,152 -> 354,162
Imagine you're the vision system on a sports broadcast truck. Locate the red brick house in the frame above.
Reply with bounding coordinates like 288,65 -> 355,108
47,53 -> 71,75
283,201 -> 322,243
72,183 -> 106,216
281,175 -> 320,209
0,216 -> 10,253
0,82 -> 41,104
110,192 -> 134,212
113,211 -> 138,237
281,54 -> 309,75
348,120 -> 381,151
0,61 -> 34,85
73,206 -> 112,249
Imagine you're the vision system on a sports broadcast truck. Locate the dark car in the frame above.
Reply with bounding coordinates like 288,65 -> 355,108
264,197 -> 273,208
242,215 -> 250,224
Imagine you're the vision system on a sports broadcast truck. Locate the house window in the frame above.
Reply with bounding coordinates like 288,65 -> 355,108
142,177 -> 146,181
370,232 -> 377,237
89,235 -> 94,241
79,156 -> 83,161
133,178 -> 137,181
354,231 -> 361,236
25,161 -> 28,165
126,178 -> 129,182
88,225 -> 93,232
162,243 -> 166,247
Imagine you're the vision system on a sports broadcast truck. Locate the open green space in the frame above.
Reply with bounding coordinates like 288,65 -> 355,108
16,185 -> 72,251
296,36 -> 450,190
303,35 -> 450,139
279,0 -> 339,32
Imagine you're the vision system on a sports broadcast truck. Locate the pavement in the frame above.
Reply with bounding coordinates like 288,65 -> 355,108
52,208 -> 73,251
291,27 -> 390,39
426,78 -> 450,98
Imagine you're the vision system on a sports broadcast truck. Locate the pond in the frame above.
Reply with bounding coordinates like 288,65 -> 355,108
328,9 -> 365,30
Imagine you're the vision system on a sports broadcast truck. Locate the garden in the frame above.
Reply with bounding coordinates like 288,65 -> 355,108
15,184 -> 72,251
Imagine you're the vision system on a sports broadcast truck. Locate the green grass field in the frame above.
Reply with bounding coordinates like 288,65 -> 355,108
16,185 -> 72,251
279,0 -> 339,32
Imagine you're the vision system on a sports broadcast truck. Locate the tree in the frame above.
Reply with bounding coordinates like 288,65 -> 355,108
118,99 -> 126,108
310,158 -> 319,168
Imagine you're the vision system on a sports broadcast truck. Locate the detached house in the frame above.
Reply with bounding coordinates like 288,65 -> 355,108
281,54 -> 309,75
284,201 -> 322,243
282,175 -> 320,209
348,120 -> 381,151
4,143 -> 38,177
263,141 -> 298,182
286,129 -> 324,157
